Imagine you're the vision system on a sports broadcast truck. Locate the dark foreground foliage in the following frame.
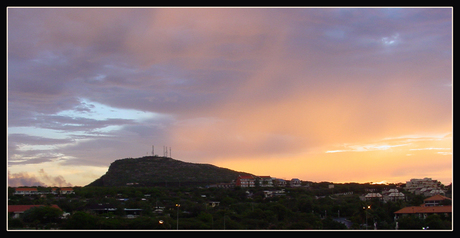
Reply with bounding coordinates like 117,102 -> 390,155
8,183 -> 452,230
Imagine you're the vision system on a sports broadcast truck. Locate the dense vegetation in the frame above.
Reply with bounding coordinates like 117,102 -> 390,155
8,182 -> 452,230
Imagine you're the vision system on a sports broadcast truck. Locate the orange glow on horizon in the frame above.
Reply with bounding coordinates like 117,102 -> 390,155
212,132 -> 452,185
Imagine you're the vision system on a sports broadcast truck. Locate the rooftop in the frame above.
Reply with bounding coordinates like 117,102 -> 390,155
15,188 -> 38,191
394,205 -> 451,214
8,205 -> 61,213
424,194 -> 451,202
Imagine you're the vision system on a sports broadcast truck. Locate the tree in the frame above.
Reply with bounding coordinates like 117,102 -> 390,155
321,217 -> 347,229
22,206 -> 63,228
425,214 -> 451,229
397,215 -> 424,229
64,211 -> 100,229
266,203 -> 291,222
8,218 -> 24,229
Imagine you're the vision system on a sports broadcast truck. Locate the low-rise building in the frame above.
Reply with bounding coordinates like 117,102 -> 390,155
382,189 -> 405,202
290,178 -> 301,187
208,182 -> 234,188
423,194 -> 451,207
51,187 -> 75,195
208,201 -> 220,207
405,178 -> 443,194
362,193 -> 383,201
8,205 -> 61,219
263,189 -> 285,198
394,205 -> 452,220
235,175 -> 256,187
394,194 -> 452,220
274,179 -> 287,187
258,176 -> 274,187
14,188 -> 39,196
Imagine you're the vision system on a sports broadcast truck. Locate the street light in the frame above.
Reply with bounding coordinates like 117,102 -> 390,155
363,205 -> 371,230
176,204 -> 180,230
158,220 -> 164,229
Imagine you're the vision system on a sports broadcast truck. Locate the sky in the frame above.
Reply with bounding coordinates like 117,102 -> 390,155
7,7 -> 452,187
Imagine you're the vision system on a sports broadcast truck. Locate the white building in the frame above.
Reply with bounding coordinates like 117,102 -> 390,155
14,188 -> 39,196
290,178 -> 301,187
382,189 -> 406,202
405,178 -> 443,194
258,176 -> 274,187
362,193 -> 383,201
274,179 -> 287,187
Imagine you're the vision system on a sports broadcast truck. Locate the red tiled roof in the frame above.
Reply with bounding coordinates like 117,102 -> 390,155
424,194 -> 451,201
15,188 -> 38,191
394,205 -> 452,214
8,205 -> 61,213
238,175 -> 254,179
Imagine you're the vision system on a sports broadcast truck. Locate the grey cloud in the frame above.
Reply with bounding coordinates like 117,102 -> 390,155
7,8 -> 452,172
38,169 -> 72,187
7,170 -> 72,187
9,113 -> 136,133
8,171 -> 46,187
8,133 -> 75,145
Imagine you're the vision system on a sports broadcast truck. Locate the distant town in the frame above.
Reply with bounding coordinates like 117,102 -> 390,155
8,177 -> 451,230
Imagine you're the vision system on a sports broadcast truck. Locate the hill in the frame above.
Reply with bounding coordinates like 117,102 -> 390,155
86,156 -> 253,187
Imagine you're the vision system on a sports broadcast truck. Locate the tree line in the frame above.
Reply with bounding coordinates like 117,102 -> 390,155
8,183 -> 452,230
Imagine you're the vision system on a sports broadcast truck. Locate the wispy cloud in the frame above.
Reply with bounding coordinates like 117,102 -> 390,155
326,143 -> 410,153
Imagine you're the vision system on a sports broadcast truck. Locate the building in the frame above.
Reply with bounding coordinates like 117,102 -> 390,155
235,175 -> 256,187
394,195 -> 452,220
423,194 -> 451,207
274,179 -> 287,187
258,176 -> 274,187
290,178 -> 301,187
263,189 -> 286,198
382,189 -> 405,202
208,182 -> 234,188
51,187 -> 75,195
362,193 -> 383,201
14,188 -> 39,196
208,201 -> 220,208
60,188 -> 75,195
8,205 -> 61,219
405,178 -> 443,194
394,205 -> 452,220
414,187 -> 445,197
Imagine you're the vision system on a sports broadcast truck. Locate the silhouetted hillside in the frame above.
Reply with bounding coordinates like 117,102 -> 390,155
86,156 -> 253,187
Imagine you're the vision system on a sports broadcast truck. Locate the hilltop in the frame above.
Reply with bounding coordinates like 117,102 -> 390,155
86,156 -> 253,187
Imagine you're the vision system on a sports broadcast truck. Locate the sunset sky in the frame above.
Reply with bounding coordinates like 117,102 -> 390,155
7,7 -> 452,187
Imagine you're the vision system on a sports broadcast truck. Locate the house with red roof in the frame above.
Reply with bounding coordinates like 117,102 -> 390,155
423,194 -> 451,206
235,175 -> 256,187
8,205 -> 61,219
394,195 -> 452,220
394,205 -> 452,219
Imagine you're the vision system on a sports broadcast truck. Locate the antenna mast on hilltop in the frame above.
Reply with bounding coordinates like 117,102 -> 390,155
152,145 -> 154,156
161,145 -> 172,158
